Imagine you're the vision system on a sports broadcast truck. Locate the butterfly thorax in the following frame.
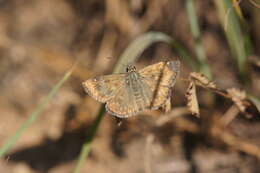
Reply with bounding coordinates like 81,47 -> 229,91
125,71 -> 139,84
124,68 -> 152,111
125,65 -> 139,85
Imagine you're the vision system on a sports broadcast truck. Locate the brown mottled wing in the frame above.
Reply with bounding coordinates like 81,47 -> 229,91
82,74 -> 126,103
105,82 -> 139,118
138,61 -> 180,109
105,72 -> 154,118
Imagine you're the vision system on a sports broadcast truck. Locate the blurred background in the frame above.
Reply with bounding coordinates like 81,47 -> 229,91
0,0 -> 260,173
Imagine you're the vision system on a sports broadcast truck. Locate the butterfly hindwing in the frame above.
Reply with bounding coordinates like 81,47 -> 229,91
105,83 -> 139,118
105,72 -> 152,118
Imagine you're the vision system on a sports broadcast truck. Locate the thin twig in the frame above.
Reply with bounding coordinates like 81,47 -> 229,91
220,105 -> 240,127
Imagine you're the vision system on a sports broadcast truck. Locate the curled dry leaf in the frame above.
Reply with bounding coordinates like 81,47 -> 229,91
185,82 -> 200,117
162,97 -> 172,113
190,72 -> 217,89
187,72 -> 259,117
226,88 -> 247,112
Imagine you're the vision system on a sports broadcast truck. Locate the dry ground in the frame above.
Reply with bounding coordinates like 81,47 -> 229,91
0,0 -> 260,173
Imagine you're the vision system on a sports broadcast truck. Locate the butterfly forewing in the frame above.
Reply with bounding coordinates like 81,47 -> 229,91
82,74 -> 126,103
138,61 -> 180,108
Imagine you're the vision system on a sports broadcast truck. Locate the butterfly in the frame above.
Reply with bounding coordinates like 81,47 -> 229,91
82,60 -> 180,118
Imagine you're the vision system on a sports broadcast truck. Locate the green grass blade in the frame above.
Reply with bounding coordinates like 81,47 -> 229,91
248,95 -> 260,114
115,31 -> 199,73
73,106 -> 106,173
185,0 -> 212,79
114,32 -> 172,73
0,65 -> 74,158
73,31 -> 197,173
214,0 -> 249,81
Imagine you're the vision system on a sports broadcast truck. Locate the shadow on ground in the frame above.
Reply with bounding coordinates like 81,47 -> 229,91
7,128 -> 86,173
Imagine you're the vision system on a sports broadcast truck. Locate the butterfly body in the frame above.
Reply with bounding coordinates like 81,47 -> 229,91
83,61 -> 180,118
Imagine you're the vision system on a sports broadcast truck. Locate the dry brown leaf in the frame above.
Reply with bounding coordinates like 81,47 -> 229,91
185,82 -> 200,117
226,88 -> 247,112
162,97 -> 172,113
187,72 -> 258,117
190,72 -> 217,89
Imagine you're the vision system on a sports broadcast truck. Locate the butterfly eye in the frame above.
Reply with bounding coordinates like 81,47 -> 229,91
126,65 -> 136,72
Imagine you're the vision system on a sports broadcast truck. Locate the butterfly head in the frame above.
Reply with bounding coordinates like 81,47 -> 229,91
126,65 -> 137,73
